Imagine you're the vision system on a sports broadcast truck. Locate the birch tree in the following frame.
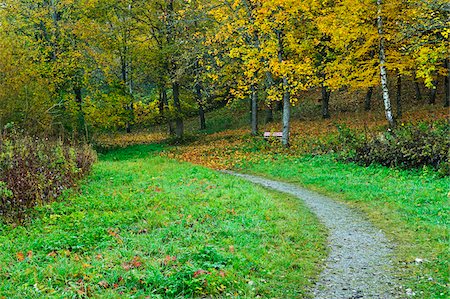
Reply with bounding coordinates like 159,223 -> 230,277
377,0 -> 396,127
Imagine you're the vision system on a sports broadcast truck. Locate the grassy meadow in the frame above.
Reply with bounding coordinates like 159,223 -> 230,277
0,144 -> 327,298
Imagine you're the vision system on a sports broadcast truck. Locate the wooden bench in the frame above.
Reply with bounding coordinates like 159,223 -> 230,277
264,132 -> 284,139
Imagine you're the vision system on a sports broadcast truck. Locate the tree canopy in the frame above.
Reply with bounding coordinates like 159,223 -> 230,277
1,0 -> 448,139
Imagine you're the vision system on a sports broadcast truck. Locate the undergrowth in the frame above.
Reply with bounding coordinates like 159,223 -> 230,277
0,129 -> 97,221
330,121 -> 450,176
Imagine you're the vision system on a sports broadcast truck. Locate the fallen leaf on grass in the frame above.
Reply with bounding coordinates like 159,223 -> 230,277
193,269 -> 210,278
108,228 -> 123,244
98,280 -> 109,288
122,256 -> 143,270
77,289 -> 85,296
16,252 -> 25,262
148,186 -> 163,193
163,255 -> 177,265
113,277 -> 123,289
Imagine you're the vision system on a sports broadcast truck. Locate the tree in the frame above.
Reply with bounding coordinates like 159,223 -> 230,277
317,0 -> 405,126
0,0 -> 93,135
134,0 -> 213,139
209,0 -> 267,136
0,14 -> 53,131
257,1 -> 322,145
79,0 -> 139,133
402,0 -> 449,107
377,0 -> 396,127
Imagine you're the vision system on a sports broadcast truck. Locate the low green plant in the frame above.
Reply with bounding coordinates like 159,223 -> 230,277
325,121 -> 449,176
350,121 -> 449,175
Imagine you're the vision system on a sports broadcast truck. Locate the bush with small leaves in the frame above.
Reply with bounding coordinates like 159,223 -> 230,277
347,121 -> 449,176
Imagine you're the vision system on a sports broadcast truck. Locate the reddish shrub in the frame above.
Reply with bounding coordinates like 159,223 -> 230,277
0,130 -> 97,221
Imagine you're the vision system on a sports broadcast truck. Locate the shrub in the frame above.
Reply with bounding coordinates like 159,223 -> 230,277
0,129 -> 97,221
343,121 -> 449,176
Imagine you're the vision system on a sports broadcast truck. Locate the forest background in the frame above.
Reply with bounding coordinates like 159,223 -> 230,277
0,0 -> 448,143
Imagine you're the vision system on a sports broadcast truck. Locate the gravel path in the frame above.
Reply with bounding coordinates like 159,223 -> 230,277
224,171 -> 398,299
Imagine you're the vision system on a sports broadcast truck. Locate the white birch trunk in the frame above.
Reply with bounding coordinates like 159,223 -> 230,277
377,0 -> 396,127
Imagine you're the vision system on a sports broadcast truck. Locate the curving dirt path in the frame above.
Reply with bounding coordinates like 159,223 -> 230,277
224,171 -> 398,299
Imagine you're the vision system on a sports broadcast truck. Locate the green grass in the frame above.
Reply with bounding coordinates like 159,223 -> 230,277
0,144 -> 327,298
237,155 -> 449,298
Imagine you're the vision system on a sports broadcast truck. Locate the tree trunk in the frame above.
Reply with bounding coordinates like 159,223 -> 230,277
195,83 -> 206,130
74,86 -> 85,138
413,71 -> 422,101
377,0 -> 396,127
159,88 -> 164,116
365,87 -> 373,111
264,72 -> 275,123
415,82 -> 422,101
50,0 -> 60,61
160,86 -> 175,135
429,80 -> 437,105
126,65 -> 134,134
121,49 -> 133,134
172,82 -> 184,139
282,77 -> 291,147
321,84 -> 331,119
248,97 -> 252,124
251,84 -> 258,136
265,105 -> 274,124
396,70 -> 402,119
364,50 -> 376,111
199,105 -> 206,130
276,101 -> 283,111
445,59 -> 450,107
276,29 -> 290,147
125,104 -> 133,133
